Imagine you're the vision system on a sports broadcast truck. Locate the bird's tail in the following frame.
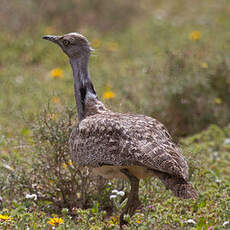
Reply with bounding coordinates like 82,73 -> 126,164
154,171 -> 197,199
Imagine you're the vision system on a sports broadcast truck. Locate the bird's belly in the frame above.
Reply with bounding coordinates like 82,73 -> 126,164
92,165 -> 154,180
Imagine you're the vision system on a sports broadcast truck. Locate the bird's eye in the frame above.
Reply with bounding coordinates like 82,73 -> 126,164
63,39 -> 70,46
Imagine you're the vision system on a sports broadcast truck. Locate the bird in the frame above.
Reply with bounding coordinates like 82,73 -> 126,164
43,32 -> 197,227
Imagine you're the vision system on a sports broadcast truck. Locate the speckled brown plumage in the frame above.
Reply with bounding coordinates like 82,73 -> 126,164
43,32 -> 197,228
69,97 -> 197,199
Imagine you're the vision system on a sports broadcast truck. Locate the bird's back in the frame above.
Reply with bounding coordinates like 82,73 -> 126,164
69,110 -> 189,180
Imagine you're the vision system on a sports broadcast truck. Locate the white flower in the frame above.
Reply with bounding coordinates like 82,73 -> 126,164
107,182 -> 112,185
3,164 -> 14,171
15,75 -> 24,84
216,179 -> 221,183
117,191 -> 125,196
111,189 -> 118,194
25,194 -> 37,200
185,219 -> 196,225
212,151 -> 220,160
224,138 -> 230,145
110,195 -> 117,200
223,221 -> 229,226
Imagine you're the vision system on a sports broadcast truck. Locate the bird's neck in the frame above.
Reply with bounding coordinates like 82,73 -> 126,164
70,55 -> 97,122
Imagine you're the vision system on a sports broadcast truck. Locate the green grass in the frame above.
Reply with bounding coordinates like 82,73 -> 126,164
0,123 -> 229,229
0,0 -> 230,229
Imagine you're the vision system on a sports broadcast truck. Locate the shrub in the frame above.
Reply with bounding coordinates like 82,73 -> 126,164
142,49 -> 230,137
0,106 -> 116,214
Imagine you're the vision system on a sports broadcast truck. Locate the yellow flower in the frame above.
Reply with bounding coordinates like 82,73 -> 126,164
49,180 -> 54,184
136,219 -> 141,224
201,62 -> 208,69
68,161 -> 73,166
102,91 -> 115,100
47,113 -> 55,120
90,225 -> 100,230
52,96 -> 60,104
76,193 -> 81,199
48,217 -> 63,226
136,213 -> 143,224
62,163 -> 67,169
107,42 -> 119,51
215,98 -> 222,104
109,216 -> 119,225
50,68 -> 63,78
91,39 -> 101,48
189,31 -> 201,41
0,214 -> 13,222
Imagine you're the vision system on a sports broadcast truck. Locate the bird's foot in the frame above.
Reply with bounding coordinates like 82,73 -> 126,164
119,196 -> 141,228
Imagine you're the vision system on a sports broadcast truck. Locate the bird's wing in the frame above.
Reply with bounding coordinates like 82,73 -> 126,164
69,112 -> 188,180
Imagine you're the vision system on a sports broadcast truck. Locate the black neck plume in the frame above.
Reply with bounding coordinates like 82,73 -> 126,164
70,54 -> 97,122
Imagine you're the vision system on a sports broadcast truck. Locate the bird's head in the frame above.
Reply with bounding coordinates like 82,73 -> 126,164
43,32 -> 93,58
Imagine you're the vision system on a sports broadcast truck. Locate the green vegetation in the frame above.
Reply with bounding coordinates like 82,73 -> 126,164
0,0 -> 230,229
1,113 -> 230,229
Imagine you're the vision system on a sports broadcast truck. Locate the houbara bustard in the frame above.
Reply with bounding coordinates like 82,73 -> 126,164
43,32 -> 197,227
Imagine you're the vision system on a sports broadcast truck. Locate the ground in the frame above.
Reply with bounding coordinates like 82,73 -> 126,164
0,0 -> 230,229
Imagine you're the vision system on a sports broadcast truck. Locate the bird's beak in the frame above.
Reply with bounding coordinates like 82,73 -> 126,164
42,35 -> 60,43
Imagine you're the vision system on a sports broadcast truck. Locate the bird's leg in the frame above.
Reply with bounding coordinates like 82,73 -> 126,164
119,168 -> 141,228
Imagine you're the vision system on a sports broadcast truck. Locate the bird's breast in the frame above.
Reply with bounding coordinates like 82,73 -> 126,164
92,165 -> 155,180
